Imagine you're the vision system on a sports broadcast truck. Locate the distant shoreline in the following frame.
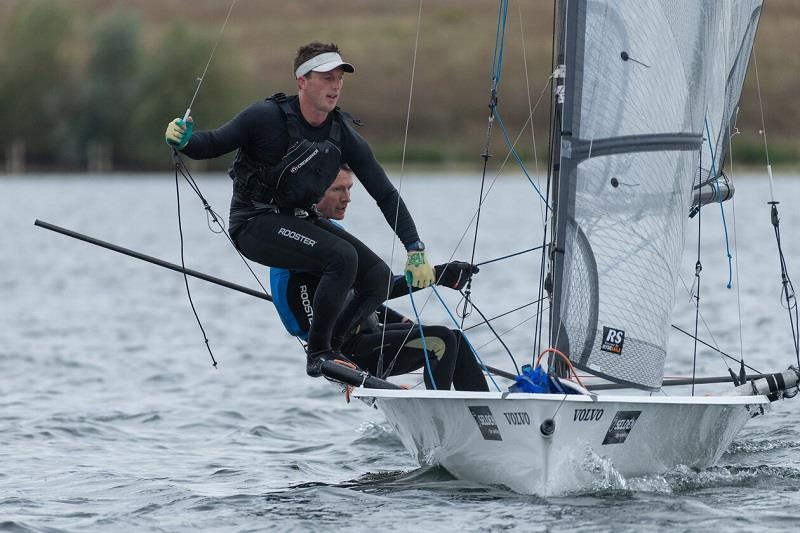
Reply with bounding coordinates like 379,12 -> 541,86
3,166 -> 799,177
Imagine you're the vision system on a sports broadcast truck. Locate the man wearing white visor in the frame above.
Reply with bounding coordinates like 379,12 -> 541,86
164,42 -> 435,377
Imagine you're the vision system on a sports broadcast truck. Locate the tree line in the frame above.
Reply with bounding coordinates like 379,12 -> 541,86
0,1 -> 249,172
1,1 -> 796,173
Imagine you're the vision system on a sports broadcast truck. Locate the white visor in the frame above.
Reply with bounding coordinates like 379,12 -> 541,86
295,52 -> 355,78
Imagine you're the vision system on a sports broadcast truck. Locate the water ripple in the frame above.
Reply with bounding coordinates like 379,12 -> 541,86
4,175 -> 800,531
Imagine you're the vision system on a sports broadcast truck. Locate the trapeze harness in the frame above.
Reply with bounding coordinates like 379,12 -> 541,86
233,93 -> 347,210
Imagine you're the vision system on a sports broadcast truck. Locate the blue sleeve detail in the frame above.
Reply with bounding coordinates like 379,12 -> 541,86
269,268 -> 308,340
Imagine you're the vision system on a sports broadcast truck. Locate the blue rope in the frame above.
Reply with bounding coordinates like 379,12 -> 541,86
495,111 -> 549,205
406,283 -> 437,390
487,1 -> 549,209
490,0 -> 510,89
704,117 -> 734,289
430,286 -> 502,392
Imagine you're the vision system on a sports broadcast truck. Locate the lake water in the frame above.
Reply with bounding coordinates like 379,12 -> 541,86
2,172 -> 800,531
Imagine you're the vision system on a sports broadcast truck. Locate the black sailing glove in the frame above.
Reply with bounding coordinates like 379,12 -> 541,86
434,261 -> 479,290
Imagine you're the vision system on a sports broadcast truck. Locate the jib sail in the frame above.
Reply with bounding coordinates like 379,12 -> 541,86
701,0 -> 763,180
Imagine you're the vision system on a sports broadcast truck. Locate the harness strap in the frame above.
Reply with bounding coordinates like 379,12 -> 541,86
329,115 -> 342,144
277,99 -> 304,142
269,93 -> 345,144
252,202 -> 320,218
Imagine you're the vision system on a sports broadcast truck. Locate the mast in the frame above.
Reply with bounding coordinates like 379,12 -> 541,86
547,0 -> 580,377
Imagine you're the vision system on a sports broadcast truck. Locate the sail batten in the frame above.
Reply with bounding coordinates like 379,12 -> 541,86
549,0 -> 761,390
565,133 -> 702,159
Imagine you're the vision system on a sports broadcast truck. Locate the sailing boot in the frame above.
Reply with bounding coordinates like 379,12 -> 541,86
306,349 -> 357,378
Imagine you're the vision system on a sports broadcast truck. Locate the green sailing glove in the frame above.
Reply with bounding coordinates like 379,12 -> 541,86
405,241 -> 435,289
165,117 -> 193,149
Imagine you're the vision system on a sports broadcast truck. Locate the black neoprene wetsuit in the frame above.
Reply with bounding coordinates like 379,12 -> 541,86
179,95 -> 420,354
181,96 -> 419,241
345,322 -> 489,392
270,268 -> 490,392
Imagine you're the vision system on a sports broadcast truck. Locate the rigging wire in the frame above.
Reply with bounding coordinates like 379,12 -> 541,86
727,113 -> 747,370
753,51 -> 800,367
464,298 -> 544,332
671,324 -> 761,374
533,216 -> 550,359
680,11 -> 752,382
171,154 -> 298,360
459,0 -> 511,323
419,79 -> 551,289
172,153 -> 271,298
405,82 -> 550,319
406,285 -> 437,390
377,0 -> 424,379
459,290 -> 520,374
517,0 -> 543,208
174,160 -> 217,368
720,0 -> 747,371
431,287 -> 500,391
169,1 -> 323,362
518,0 -> 550,363
475,312 -> 542,352
690,153 -> 704,396
380,1 -> 554,383
475,245 -> 544,267
490,0 -> 510,90
380,0 -> 544,383
773,220 -> 800,366
494,112 -> 549,204
720,3 -> 747,377
676,271 -> 765,375
181,0 -> 238,121
410,74 -> 553,315
166,0 -> 263,366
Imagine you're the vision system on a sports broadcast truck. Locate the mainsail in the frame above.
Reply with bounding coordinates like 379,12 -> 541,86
549,1 -> 763,390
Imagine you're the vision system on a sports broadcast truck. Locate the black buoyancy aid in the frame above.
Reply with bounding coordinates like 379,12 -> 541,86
237,93 -> 345,208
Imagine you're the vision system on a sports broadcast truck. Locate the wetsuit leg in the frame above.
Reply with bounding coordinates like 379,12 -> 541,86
451,330 -> 490,392
234,212 -> 357,353
343,324 -> 458,390
313,218 -> 393,349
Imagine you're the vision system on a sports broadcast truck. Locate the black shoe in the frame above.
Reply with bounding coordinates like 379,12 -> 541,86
306,349 -> 350,378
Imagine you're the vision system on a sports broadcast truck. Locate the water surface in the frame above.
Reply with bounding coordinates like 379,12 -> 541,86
2,173 -> 800,531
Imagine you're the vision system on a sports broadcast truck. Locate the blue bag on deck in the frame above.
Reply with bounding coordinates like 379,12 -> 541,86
509,364 -> 578,394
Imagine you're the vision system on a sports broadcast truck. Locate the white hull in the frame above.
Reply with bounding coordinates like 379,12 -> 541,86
352,389 -> 770,496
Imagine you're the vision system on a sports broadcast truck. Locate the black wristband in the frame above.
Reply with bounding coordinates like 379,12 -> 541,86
406,240 -> 425,252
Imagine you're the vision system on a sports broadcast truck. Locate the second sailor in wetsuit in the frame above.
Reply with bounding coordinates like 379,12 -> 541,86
271,165 -> 489,391
164,42 -> 435,376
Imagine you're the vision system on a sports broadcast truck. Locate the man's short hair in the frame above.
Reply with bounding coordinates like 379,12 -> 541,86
294,42 -> 341,78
